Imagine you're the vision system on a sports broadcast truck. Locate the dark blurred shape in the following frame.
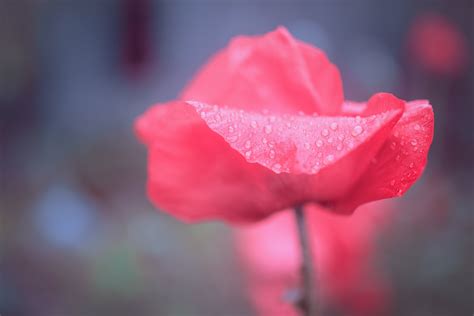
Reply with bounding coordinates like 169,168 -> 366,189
121,0 -> 152,78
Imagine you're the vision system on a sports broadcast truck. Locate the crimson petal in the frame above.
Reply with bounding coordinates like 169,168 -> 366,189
135,101 -> 291,222
332,100 -> 435,213
182,27 -> 343,115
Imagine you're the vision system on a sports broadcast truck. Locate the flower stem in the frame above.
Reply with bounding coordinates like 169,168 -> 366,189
294,205 -> 316,316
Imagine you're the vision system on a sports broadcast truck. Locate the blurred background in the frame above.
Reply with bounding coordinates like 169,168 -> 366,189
1,0 -> 473,315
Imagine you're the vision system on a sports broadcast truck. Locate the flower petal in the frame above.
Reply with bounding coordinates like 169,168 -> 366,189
188,93 -> 404,206
181,27 -> 343,115
135,101 -> 292,223
188,93 -> 403,176
332,100 -> 434,214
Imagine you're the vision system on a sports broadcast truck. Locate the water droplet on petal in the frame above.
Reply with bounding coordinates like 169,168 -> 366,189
390,180 -> 396,186
303,142 -> 310,149
321,129 -> 329,137
352,125 -> 363,136
395,155 -> 401,161
325,154 -> 335,164
390,142 -> 397,150
338,134 -> 345,141
409,162 -> 414,168
272,163 -> 282,173
245,150 -> 252,158
262,137 -> 268,144
269,150 -> 275,159
245,140 -> 251,149
228,126 -> 235,133
251,121 -> 258,128
336,144 -> 343,151
316,140 -> 323,147
264,125 -> 273,134
414,124 -> 421,131
355,116 -> 361,123
200,112 -> 207,119
227,135 -> 238,143
411,139 -> 418,146
330,122 -> 338,130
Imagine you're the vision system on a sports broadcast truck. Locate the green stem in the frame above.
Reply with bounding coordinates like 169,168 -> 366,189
294,205 -> 317,316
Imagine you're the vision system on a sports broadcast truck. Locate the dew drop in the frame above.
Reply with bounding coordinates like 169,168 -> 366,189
413,146 -> 418,152
390,142 -> 397,150
352,125 -> 363,136
338,134 -> 345,141
245,150 -> 252,158
411,139 -> 418,146
336,144 -> 343,151
245,140 -> 251,149
321,129 -> 329,137
264,125 -> 273,134
251,121 -> 258,128
262,137 -> 268,144
409,162 -> 414,168
316,140 -> 323,147
303,142 -> 310,150
272,163 -> 282,173
390,180 -> 396,186
200,112 -> 207,119
228,126 -> 235,133
215,114 -> 222,121
227,135 -> 238,143
330,122 -> 338,130
414,124 -> 421,131
395,155 -> 401,161
269,150 -> 275,159
355,116 -> 361,123
325,154 -> 335,164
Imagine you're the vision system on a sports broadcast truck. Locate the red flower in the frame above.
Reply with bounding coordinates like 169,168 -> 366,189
407,12 -> 469,77
235,202 -> 393,316
135,27 -> 434,222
